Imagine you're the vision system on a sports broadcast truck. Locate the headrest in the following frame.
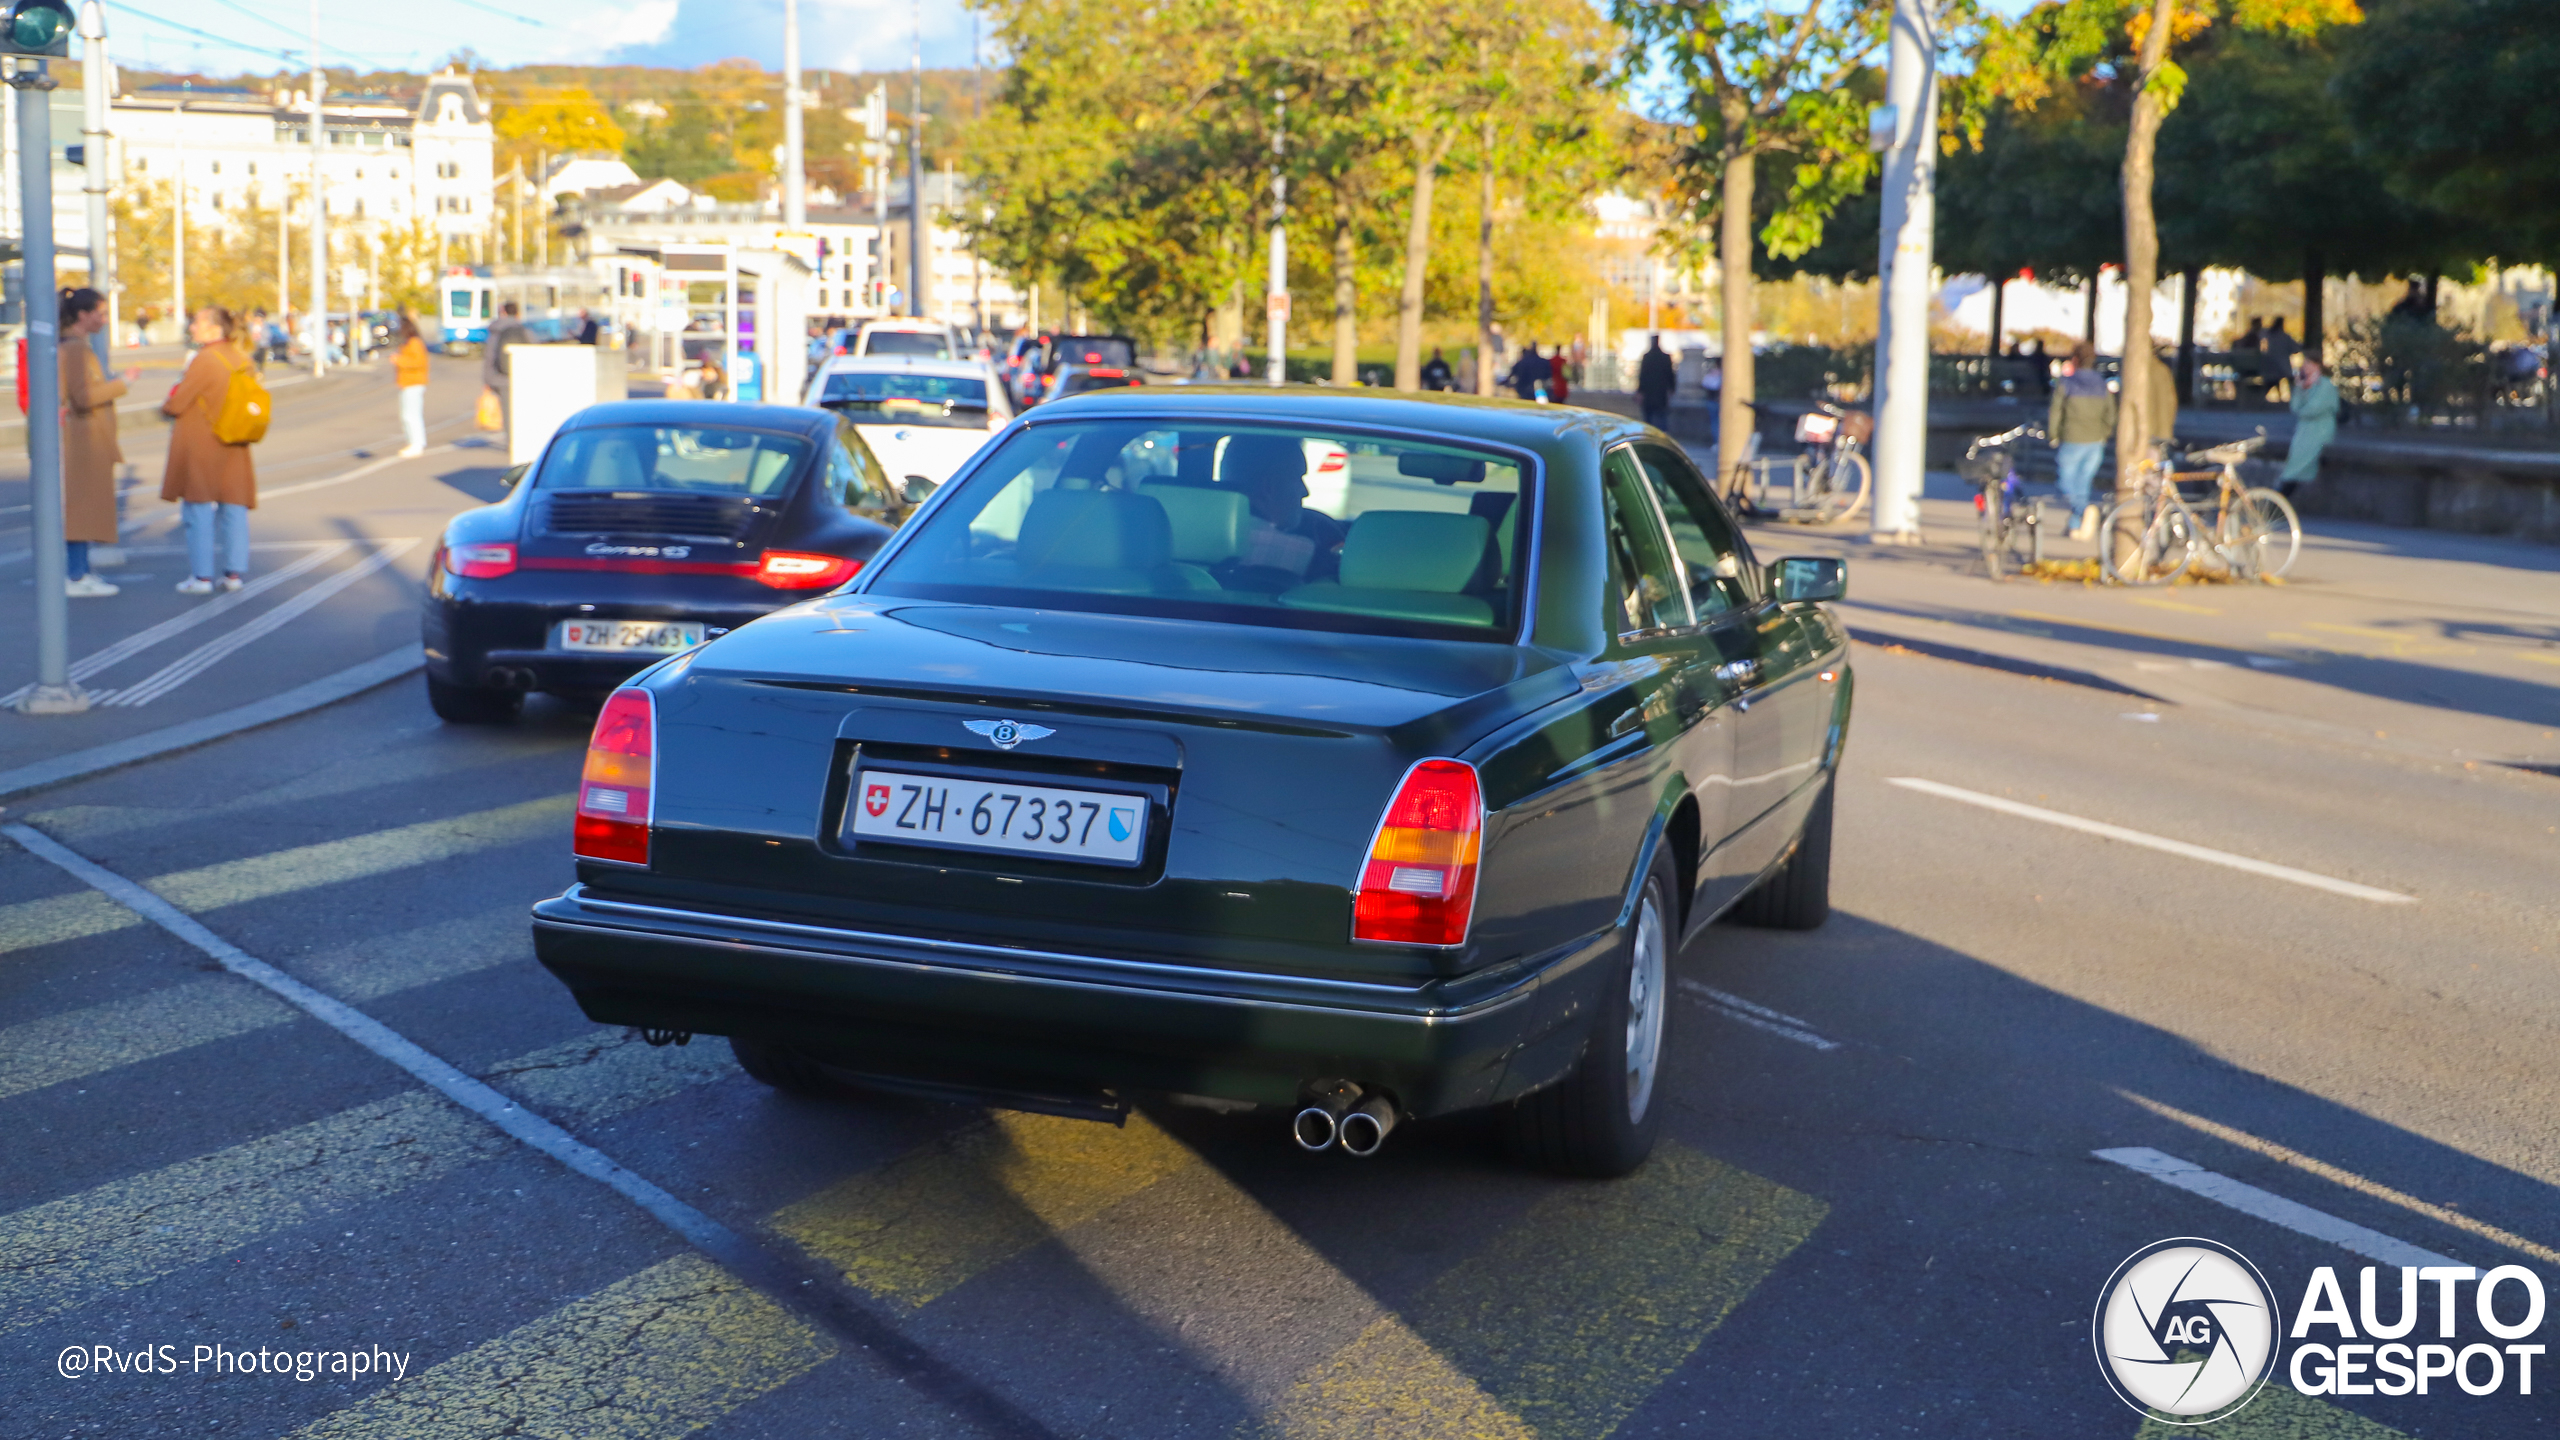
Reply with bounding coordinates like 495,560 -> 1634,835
1338,511 -> 1492,592
584,435 -> 649,489
1140,483 -> 1247,564
1220,433 -> 1308,497
1016,488 -> 1171,572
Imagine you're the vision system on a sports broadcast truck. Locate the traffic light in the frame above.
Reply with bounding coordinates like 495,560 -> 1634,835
2,0 -> 72,57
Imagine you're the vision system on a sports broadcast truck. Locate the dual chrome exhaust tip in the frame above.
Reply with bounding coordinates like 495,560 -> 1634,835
1293,1081 -> 1397,1157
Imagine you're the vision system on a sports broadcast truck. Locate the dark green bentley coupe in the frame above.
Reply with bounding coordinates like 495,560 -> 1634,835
532,389 -> 1850,1177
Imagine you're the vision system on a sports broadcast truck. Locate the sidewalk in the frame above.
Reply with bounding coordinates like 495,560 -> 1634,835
1725,461 -> 2560,775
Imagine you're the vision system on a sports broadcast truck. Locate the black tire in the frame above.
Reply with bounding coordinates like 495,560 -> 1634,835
729,1036 -> 831,1095
425,672 -> 522,724
1503,846 -> 1676,1178
1728,776 -> 1833,931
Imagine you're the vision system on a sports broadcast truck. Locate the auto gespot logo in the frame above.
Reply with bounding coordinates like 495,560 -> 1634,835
2096,1239 -> 2550,1423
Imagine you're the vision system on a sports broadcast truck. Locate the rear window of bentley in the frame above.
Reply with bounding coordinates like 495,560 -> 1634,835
864,420 -> 1533,641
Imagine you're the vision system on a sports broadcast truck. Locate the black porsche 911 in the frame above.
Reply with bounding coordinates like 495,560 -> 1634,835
531,389 -> 1851,1176
422,400 -> 912,722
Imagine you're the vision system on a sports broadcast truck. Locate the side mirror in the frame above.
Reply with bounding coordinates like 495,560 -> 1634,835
1768,555 -> 1846,604
499,463 -> 529,490
901,474 -> 938,504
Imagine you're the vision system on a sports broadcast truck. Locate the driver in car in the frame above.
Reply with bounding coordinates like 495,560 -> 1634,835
1220,435 -> 1345,579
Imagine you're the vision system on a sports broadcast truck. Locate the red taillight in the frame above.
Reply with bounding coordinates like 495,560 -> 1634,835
755,550 -> 862,590
1315,450 -> 1346,472
573,688 -> 654,866
444,541 -> 517,579
1352,759 -> 1483,947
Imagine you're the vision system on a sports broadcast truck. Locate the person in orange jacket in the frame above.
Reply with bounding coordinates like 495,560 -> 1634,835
394,313 -> 430,456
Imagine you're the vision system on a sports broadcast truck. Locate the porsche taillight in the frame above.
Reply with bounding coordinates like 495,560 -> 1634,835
756,550 -> 862,590
573,688 -> 654,866
1351,759 -> 1482,947
443,541 -> 517,579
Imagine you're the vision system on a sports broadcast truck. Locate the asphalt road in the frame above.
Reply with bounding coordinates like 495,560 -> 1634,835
0,423 -> 2553,1439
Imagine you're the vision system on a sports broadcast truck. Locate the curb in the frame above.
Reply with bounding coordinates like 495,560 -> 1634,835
0,644 -> 423,802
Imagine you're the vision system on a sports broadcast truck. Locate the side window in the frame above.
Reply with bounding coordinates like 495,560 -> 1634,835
1631,442 -> 1755,617
1601,449 -> 1691,637
833,425 -> 890,510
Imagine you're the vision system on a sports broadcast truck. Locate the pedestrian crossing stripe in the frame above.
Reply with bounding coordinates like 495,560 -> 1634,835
285,1254 -> 835,1440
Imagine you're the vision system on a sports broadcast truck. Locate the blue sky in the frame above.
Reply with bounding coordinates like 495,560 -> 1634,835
112,0 -> 2037,83
110,0 -> 988,79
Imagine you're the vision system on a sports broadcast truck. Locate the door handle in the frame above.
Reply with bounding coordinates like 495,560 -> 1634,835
1713,658 -> 1761,686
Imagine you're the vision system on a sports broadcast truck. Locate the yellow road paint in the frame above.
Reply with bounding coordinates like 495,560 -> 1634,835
0,1093 -> 506,1333
1259,1144 -> 1826,1440
2134,1382 -> 2411,1439
1261,1314 -> 1537,1440
2514,651 -> 2560,667
2117,1090 -> 2559,1265
0,796 -> 570,956
0,1027 -> 745,1333
288,1254 -> 835,1440
773,1108 -> 1198,1308
0,979 -> 292,1101
485,1028 -> 740,1124
0,905 -> 532,1101
2129,597 -> 2221,615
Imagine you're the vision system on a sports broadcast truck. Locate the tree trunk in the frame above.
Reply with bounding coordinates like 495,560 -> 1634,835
1476,120 -> 1497,396
1395,131 -> 1453,392
2301,246 -> 2325,366
1331,194 -> 1358,386
2177,264 -> 2200,403
1716,124 -> 1755,481
2114,0 -> 2180,494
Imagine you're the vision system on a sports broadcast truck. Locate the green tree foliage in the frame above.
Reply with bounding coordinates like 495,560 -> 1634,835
2334,0 -> 2560,263
1612,0 -> 1891,475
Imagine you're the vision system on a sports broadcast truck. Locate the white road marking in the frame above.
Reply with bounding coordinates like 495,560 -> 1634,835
0,543 -> 353,707
0,820 -> 755,1267
1677,980 -> 1840,1051
94,540 -> 418,707
2094,1147 -> 2461,1269
1886,777 -> 2416,904
260,442 -> 460,500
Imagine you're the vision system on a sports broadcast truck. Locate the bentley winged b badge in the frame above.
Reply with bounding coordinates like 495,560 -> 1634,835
964,719 -> 1056,751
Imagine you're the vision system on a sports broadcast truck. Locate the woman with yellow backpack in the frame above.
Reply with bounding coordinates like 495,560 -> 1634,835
159,306 -> 269,595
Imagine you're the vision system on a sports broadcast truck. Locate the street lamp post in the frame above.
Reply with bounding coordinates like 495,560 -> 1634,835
1868,0 -> 1938,545
77,0 -> 107,369
781,0 -> 804,231
13,57 -> 77,711
1266,87 -> 1286,386
307,0 -> 326,379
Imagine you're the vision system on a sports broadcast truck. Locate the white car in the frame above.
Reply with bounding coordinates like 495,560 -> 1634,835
810,355 -> 1015,494
852,318 -> 961,360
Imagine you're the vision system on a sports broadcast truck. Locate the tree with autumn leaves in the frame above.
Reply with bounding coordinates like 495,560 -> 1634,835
1977,0 -> 2362,489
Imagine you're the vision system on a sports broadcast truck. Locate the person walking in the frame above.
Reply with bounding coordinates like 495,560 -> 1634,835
1636,334 -> 1676,430
394,313 -> 431,457
60,287 -> 138,597
2262,318 -> 2302,401
2232,316 -> 2266,402
1419,348 -> 1454,391
1701,354 -> 1724,445
481,300 -> 531,440
160,307 -> 260,595
2048,341 -> 2116,539
2279,357 -> 2340,498
1506,342 -> 1551,401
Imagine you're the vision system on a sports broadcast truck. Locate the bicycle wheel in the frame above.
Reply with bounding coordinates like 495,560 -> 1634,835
2221,487 -> 2301,579
2097,498 -> 2193,585
1805,451 -> 1872,526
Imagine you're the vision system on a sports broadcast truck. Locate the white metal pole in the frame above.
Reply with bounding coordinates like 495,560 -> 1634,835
1868,0 -> 1938,544
1265,88 -> 1286,385
18,60 -> 84,713
173,100 -> 186,332
308,3 -> 326,378
79,2 -> 110,370
906,4 -> 924,320
781,0 -> 804,230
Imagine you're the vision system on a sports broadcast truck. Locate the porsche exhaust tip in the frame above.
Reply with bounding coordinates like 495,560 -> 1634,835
1293,1080 -> 1361,1152
1338,1094 -> 1398,1158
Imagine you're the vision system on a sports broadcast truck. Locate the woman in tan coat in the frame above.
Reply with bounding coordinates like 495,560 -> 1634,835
60,286 -> 137,597
160,305 -> 259,594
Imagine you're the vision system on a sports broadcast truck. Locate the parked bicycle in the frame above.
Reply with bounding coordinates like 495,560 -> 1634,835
2096,432 -> 2301,585
1958,423 -> 2052,580
1724,400 -> 1871,526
